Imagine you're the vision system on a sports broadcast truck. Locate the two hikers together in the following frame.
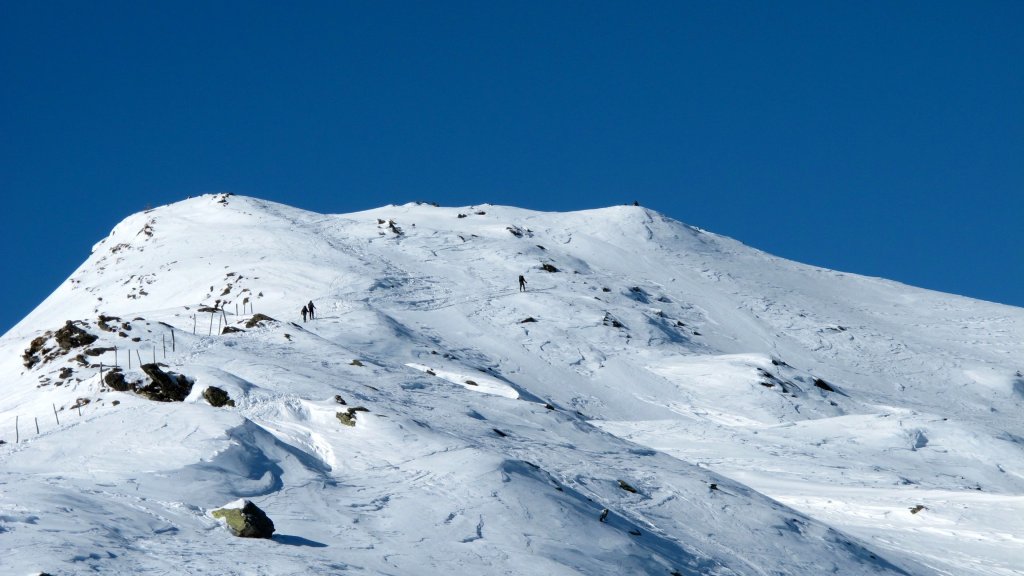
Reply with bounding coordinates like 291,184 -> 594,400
301,300 -> 316,322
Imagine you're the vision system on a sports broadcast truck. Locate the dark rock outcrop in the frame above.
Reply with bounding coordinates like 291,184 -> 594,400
55,321 -> 98,351
337,406 -> 369,427
137,364 -> 193,402
104,368 -> 138,392
203,386 -> 235,407
23,335 -> 49,368
211,500 -> 275,538
245,313 -> 276,328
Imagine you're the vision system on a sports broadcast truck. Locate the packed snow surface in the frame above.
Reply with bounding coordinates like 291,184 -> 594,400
1,194 -> 1022,575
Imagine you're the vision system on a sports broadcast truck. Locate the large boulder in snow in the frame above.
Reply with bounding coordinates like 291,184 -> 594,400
211,499 -> 275,538
103,367 -> 138,392
337,406 -> 369,427
203,386 -> 235,407
137,363 -> 193,402
244,313 -> 276,328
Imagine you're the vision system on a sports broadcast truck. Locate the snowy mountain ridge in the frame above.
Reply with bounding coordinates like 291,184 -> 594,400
1,193 -> 1022,575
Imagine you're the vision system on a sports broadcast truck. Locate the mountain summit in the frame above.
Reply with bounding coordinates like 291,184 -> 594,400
1,193 -> 1022,575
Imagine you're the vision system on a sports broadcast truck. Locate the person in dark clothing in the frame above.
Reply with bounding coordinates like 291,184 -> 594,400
301,305 -> 308,322
307,300 -> 316,320
518,275 -> 527,292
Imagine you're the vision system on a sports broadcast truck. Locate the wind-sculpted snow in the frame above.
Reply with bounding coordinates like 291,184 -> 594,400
1,193 -> 1022,574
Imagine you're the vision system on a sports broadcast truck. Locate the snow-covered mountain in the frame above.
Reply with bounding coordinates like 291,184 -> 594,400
1,193 -> 1022,575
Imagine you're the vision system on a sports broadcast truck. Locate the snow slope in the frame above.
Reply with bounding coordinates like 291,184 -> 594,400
1,193 -> 1022,575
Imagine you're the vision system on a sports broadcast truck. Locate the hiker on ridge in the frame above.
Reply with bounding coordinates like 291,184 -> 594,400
307,300 -> 316,320
518,275 -> 527,292
301,304 -> 308,323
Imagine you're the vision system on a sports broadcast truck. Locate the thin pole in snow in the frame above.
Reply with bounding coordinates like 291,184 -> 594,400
193,314 -> 197,335
52,404 -> 60,425
171,330 -> 175,352
162,334 -> 166,358
114,347 -> 118,369
208,313 -> 214,336
136,350 -> 143,366
35,417 -> 39,434
15,415 -> 19,443
152,345 -> 156,364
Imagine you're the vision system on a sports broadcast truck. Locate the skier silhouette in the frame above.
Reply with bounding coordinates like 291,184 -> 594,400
518,275 -> 527,292
307,300 -> 316,320
301,304 -> 308,323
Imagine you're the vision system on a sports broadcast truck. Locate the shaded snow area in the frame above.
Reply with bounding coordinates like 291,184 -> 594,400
1,193 -> 1022,575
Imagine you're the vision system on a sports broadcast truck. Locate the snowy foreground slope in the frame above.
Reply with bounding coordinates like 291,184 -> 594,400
1,194 -> 1022,575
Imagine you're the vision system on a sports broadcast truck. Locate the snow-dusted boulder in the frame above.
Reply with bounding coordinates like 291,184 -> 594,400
210,499 -> 275,538
203,385 -> 234,407
137,363 -> 193,402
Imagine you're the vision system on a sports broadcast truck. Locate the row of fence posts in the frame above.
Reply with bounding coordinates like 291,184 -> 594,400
96,332 -> 177,372
7,302 -> 255,444
192,301 -> 253,336
6,322 -> 183,444
10,401 -> 82,444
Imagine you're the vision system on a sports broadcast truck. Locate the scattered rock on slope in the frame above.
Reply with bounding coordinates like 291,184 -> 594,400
337,406 -> 369,426
203,386 -> 235,407
137,364 -> 193,402
211,499 -> 275,538
55,321 -> 99,351
245,313 -> 276,328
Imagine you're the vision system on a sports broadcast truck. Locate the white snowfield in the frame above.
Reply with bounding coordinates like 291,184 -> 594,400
1,193 -> 1021,575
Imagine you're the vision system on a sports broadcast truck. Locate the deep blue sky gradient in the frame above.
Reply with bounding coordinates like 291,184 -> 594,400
2,1 -> 1022,334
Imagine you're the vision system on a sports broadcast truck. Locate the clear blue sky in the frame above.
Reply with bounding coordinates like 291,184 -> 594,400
2,1 -> 1022,335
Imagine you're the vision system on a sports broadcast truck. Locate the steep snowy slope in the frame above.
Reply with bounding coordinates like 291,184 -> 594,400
1,193 -> 1021,575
